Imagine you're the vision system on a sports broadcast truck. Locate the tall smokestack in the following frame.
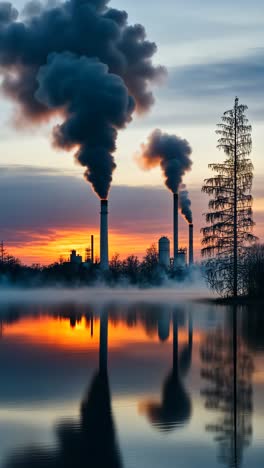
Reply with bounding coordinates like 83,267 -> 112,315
189,223 -> 194,266
91,235 -> 94,264
100,200 -> 109,271
174,193 -> 179,266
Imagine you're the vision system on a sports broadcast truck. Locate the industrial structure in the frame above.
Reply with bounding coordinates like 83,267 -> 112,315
68,191 -> 193,272
158,237 -> 170,268
70,250 -> 83,265
85,235 -> 94,264
100,200 -> 109,271
189,224 -> 194,265
69,235 -> 95,267
173,193 -> 179,266
158,192 -> 194,269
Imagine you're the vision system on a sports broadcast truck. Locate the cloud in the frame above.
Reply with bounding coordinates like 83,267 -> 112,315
0,166 -> 203,258
1,165 -> 263,262
169,49 -> 264,98
144,49 -> 264,125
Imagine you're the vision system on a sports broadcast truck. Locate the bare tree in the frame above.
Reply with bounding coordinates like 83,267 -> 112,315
201,97 -> 257,297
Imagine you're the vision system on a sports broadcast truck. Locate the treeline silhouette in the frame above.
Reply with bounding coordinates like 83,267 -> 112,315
0,244 -> 188,287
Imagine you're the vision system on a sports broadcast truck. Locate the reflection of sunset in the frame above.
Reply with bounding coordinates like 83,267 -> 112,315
10,227 -> 202,265
3,316 -> 199,351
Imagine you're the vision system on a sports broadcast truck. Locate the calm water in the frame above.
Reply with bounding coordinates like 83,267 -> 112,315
0,296 -> 263,468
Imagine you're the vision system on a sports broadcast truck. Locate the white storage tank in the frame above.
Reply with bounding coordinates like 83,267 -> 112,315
158,237 -> 170,268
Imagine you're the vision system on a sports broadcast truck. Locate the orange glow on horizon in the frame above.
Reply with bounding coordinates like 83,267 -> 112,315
3,316 -> 200,352
8,227 -> 202,266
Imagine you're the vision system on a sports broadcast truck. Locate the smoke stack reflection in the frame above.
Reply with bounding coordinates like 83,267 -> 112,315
3,311 -> 122,468
140,311 -> 193,432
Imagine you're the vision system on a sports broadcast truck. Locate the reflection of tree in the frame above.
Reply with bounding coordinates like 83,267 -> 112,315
140,312 -> 193,432
200,309 -> 253,468
242,305 -> 264,353
4,312 -> 122,468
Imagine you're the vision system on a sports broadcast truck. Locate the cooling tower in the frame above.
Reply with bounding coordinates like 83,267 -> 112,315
189,223 -> 194,266
100,200 -> 109,271
173,193 -> 179,267
159,237 -> 170,268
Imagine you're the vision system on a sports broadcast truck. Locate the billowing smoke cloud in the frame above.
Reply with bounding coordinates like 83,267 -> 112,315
0,1 -> 17,23
179,185 -> 192,224
138,129 -> 193,193
0,0 -> 165,118
36,53 -> 134,199
0,0 -> 165,198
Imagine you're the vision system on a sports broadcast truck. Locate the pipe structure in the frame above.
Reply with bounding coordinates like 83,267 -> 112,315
189,223 -> 194,266
100,200 -> 109,270
173,193 -> 179,267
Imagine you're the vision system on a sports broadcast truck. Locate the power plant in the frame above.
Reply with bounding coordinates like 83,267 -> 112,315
68,190 -> 194,272
158,193 -> 194,269
69,235 -> 95,268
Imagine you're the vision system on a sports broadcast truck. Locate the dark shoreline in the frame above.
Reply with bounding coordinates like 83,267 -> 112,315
206,296 -> 264,306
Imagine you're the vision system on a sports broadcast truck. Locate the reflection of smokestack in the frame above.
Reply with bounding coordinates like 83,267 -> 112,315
99,312 -> 108,373
173,193 -> 179,266
189,223 -> 194,266
91,235 -> 94,264
100,200 -> 109,271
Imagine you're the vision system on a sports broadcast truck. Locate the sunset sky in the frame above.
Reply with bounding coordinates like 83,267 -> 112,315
1,0 -> 264,264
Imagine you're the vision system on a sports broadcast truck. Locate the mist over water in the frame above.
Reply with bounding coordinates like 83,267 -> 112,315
0,274 -> 213,306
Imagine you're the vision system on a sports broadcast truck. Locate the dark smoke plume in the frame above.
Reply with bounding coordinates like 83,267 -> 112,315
138,129 -> 192,193
0,0 -> 165,197
0,1 -> 17,23
36,53 -> 135,199
0,0 -> 165,118
179,186 -> 192,224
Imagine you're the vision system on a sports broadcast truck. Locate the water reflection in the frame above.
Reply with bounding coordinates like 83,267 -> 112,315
3,311 -> 122,468
0,301 -> 263,468
242,305 -> 264,353
200,307 -> 254,468
140,310 -> 193,432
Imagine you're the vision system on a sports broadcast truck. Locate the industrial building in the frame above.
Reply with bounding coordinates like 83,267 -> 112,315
70,250 -> 83,265
158,192 -> 194,269
68,191 -> 194,272
69,235 -> 95,267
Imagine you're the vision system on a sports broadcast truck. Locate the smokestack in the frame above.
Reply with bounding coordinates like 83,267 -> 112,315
100,200 -> 109,271
189,223 -> 194,266
174,193 -> 179,266
91,235 -> 94,264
